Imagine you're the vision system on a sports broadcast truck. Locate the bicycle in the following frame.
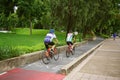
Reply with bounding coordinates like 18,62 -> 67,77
42,46 -> 59,64
66,44 -> 75,57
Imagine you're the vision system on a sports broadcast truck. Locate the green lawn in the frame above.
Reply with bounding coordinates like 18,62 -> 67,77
0,28 -> 66,60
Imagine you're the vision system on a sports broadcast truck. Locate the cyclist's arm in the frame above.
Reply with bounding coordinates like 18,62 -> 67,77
72,35 -> 76,43
54,34 -> 59,44
53,38 -> 58,44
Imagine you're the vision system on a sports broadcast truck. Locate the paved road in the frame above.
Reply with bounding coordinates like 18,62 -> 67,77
64,38 -> 120,80
20,38 -> 104,73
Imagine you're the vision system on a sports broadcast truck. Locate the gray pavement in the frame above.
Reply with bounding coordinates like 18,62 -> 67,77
64,38 -> 120,80
20,38 -> 103,73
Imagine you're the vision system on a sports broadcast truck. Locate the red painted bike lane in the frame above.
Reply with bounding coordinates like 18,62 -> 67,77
0,68 -> 65,80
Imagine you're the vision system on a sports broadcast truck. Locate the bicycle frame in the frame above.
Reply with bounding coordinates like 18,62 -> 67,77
66,44 -> 75,57
42,46 -> 59,64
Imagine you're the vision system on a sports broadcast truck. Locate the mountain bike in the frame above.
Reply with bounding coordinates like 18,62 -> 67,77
66,44 -> 75,57
42,46 -> 59,64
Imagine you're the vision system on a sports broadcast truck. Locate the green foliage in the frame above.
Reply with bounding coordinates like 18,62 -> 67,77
100,34 -> 110,39
17,0 -> 34,18
0,0 -> 119,60
0,13 -> 19,30
0,46 -> 23,60
0,13 -> 7,28
0,0 -> 15,16
7,13 -> 19,30
0,28 -> 67,60
12,28 -> 48,35
0,0 -> 119,36
0,0 -> 119,38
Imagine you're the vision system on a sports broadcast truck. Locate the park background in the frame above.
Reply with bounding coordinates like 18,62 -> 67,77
0,0 -> 120,60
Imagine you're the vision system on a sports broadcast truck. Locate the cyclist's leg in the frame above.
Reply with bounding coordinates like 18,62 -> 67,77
70,42 -> 75,55
45,42 -> 49,49
67,41 -> 70,47
49,42 -> 55,50
72,42 -> 75,49
44,42 -> 50,57
70,42 -> 73,49
66,42 -> 69,45
67,41 -> 73,51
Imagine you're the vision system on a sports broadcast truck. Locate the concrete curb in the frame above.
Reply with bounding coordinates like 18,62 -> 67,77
0,50 -> 43,73
0,41 -> 87,73
60,41 -> 104,75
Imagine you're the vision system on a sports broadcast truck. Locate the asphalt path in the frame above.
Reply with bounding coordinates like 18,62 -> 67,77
20,38 -> 104,73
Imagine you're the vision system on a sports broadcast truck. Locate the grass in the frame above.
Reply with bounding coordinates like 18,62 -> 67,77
0,28 -> 66,60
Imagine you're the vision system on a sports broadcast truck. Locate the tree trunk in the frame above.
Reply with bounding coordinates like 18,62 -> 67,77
30,19 -> 32,35
100,27 -> 102,34
83,26 -> 87,39
67,0 -> 72,34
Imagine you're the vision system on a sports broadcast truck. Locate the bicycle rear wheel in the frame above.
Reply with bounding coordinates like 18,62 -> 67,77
66,47 -> 70,57
41,51 -> 50,64
53,48 -> 59,61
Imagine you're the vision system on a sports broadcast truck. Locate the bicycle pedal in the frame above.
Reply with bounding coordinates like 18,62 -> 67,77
50,51 -> 54,54
49,52 -> 52,57
47,57 -> 50,60
51,49 -> 54,51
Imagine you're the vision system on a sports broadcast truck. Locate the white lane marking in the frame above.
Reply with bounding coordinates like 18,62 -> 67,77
0,72 -> 7,75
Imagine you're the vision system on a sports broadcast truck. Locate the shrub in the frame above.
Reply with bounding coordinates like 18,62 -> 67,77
100,34 -> 109,39
0,46 -> 23,60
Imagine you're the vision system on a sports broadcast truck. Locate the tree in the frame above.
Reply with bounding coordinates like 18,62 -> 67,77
0,0 -> 119,39
17,0 -> 48,35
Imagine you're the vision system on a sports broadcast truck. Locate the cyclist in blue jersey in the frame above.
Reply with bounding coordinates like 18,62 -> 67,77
44,29 -> 58,51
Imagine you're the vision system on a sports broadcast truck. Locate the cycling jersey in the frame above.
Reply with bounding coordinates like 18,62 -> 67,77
44,33 -> 56,43
66,33 -> 73,42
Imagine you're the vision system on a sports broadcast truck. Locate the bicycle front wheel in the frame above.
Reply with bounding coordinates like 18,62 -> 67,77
71,46 -> 75,55
41,51 -> 50,64
53,48 -> 59,61
66,47 -> 70,57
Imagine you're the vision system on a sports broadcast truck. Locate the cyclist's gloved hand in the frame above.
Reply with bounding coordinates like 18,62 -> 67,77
73,40 -> 76,43
56,42 -> 61,46
56,42 -> 59,45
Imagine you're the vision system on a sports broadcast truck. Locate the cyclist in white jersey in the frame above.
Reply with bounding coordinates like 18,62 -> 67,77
66,30 -> 75,48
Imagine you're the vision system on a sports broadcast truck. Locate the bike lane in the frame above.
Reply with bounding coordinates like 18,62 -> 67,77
0,38 -> 103,80
0,68 -> 65,80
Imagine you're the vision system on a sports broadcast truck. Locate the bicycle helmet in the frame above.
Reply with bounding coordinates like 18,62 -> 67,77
49,29 -> 55,33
